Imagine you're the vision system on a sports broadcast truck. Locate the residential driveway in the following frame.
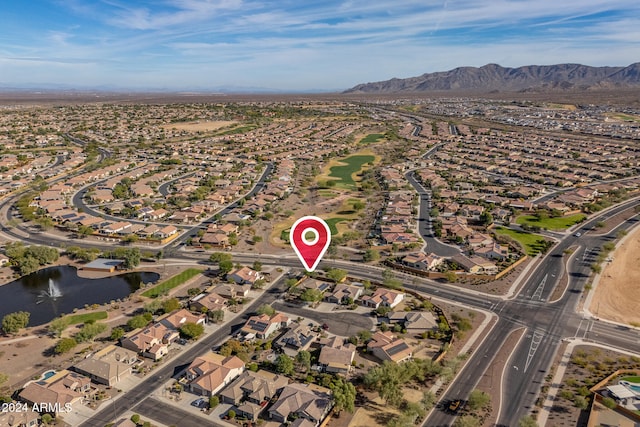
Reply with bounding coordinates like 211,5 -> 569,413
272,302 -> 375,336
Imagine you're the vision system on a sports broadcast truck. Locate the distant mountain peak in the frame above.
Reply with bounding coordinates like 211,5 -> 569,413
343,63 -> 640,94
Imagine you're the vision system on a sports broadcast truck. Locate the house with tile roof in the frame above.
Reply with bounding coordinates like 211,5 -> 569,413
361,288 -> 405,309
18,370 -> 90,416
73,345 -> 138,386
367,331 -> 413,363
317,336 -> 356,375
324,283 -> 363,305
240,313 -> 290,340
268,383 -> 332,426
186,353 -> 244,397
219,370 -> 288,421
120,322 -> 178,361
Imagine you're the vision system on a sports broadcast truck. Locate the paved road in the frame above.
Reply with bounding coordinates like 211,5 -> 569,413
405,170 -> 460,257
425,198 -> 640,426
272,301 -> 375,337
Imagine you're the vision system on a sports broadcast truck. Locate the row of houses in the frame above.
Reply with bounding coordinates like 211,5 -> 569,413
184,352 -> 332,425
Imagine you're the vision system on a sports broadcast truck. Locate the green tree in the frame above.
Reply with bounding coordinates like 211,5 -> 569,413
208,309 -> 225,323
2,311 -> 30,334
573,395 -> 589,410
252,260 -> 262,271
326,268 -> 347,283
17,256 -> 40,275
357,329 -> 372,343
468,389 -> 491,411
131,414 -> 141,424
162,298 -> 181,313
252,278 -> 266,289
209,396 -> 219,408
602,397 -> 617,409
454,415 -> 481,427
330,377 -> 357,413
55,337 -> 78,354
209,252 -> 232,263
285,278 -> 298,289
77,225 -> 94,237
518,415 -> 539,427
75,322 -> 107,343
110,327 -> 125,341
218,259 -> 233,275
363,249 -> 380,262
122,248 -> 141,269
275,354 -> 294,375
295,350 -> 312,372
41,414 -> 53,425
420,391 -> 436,411
179,322 -> 205,340
227,409 -> 236,419
127,314 -> 151,330
257,305 -> 276,316
48,317 -> 68,337
300,288 -> 324,303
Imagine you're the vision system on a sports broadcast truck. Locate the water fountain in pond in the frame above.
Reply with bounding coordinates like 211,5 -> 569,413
37,278 -> 63,303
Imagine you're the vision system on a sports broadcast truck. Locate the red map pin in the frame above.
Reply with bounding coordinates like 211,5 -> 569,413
290,216 -> 331,272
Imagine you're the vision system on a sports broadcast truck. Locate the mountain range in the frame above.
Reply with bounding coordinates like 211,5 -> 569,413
343,63 -> 640,94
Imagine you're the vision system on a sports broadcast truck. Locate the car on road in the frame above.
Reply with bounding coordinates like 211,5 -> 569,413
574,232 -> 582,237
448,399 -> 462,413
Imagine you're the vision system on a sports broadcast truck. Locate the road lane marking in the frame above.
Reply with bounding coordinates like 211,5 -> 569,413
531,274 -> 548,301
524,330 -> 544,373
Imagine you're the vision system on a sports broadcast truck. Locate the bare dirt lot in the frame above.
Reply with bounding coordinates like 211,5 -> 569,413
590,225 -> 640,326
160,120 -> 237,131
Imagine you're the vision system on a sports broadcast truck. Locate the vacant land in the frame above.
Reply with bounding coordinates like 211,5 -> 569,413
160,120 -> 237,131
494,227 -> 551,256
590,225 -> 640,326
516,213 -> 586,230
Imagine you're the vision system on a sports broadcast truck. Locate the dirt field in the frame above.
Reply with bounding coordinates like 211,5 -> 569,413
590,225 -> 640,326
160,120 -> 236,131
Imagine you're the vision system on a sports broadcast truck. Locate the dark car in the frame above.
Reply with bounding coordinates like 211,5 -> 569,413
322,323 -> 329,330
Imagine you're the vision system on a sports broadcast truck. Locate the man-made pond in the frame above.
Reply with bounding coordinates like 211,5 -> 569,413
0,265 -> 160,326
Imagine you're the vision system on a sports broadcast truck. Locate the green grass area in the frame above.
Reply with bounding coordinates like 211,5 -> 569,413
620,376 -> 640,383
63,311 -> 108,326
328,154 -> 375,189
217,124 -> 258,135
515,213 -> 586,231
494,227 -> 550,256
324,217 -> 348,235
142,268 -> 203,298
609,113 -> 640,122
359,133 -> 384,144
281,218 -> 344,243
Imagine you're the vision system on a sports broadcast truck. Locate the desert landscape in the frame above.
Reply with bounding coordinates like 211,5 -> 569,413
590,226 -> 640,326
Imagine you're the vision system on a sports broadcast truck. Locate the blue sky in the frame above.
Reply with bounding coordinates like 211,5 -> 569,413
1,0 -> 638,92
